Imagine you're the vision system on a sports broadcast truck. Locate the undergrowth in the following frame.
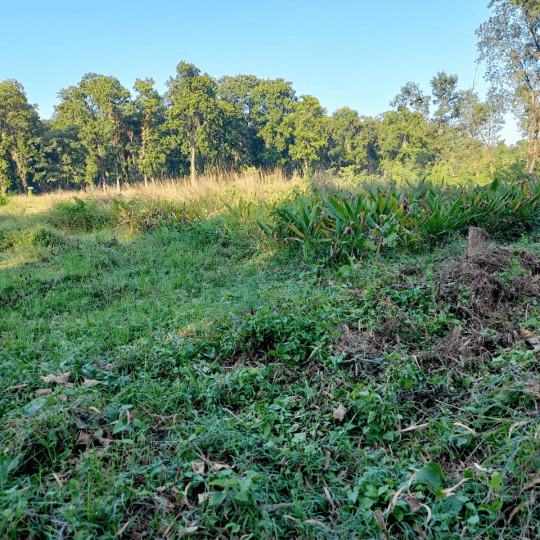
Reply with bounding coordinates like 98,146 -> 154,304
1,175 -> 540,539
264,177 -> 540,261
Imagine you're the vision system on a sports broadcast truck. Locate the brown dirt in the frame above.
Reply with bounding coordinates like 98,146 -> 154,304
423,246 -> 540,368
337,241 -> 540,374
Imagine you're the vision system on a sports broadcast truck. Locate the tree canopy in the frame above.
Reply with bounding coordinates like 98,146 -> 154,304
2,9 -> 540,195
476,0 -> 540,172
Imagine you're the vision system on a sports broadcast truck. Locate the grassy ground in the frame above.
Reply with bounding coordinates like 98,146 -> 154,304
1,174 -> 540,539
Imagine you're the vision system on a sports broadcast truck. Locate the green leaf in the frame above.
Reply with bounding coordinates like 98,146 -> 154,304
489,473 -> 503,492
414,463 -> 443,487
210,491 -> 227,505
210,477 -> 238,488
358,497 -> 376,510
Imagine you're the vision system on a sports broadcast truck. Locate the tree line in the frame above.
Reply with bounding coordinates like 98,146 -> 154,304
0,0 -> 538,193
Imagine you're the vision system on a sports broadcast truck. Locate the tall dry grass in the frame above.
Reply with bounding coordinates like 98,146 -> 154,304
1,169 -> 306,219
102,169 -> 298,204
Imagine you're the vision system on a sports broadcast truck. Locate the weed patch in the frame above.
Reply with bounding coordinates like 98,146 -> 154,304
48,196 -> 114,232
0,224 -> 69,251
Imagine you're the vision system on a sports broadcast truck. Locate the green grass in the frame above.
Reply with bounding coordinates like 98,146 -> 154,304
1,181 -> 540,539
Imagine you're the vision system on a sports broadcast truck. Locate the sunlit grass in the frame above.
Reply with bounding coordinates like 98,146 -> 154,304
2,172 -> 540,538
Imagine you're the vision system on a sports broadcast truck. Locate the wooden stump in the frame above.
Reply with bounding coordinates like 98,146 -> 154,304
467,227 -> 489,259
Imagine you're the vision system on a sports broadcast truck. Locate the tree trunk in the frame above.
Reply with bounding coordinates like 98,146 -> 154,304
10,150 -> 25,189
528,132 -> 538,174
527,90 -> 540,175
190,139 -> 196,186
141,122 -> 148,186
116,163 -> 121,192
467,136 -> 480,176
486,146 -> 495,177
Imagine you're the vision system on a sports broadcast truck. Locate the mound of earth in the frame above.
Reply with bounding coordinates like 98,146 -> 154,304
337,227 -> 540,373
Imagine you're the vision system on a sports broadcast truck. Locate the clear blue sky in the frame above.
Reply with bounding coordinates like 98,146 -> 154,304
1,0 -> 521,144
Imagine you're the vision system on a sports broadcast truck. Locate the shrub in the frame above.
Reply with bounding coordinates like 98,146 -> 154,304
0,225 -> 69,251
48,196 -> 114,232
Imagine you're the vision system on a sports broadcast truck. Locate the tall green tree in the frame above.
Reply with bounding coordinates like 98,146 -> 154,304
356,116 -> 382,175
429,71 -> 464,174
55,74 -> 131,189
35,121 -> 86,190
430,71 -> 462,129
132,78 -> 167,185
459,87 -> 506,176
0,79 -> 42,192
476,0 -> 540,173
166,61 -> 220,185
287,95 -> 327,174
390,82 -> 431,117
252,78 -> 296,168
378,107 -> 435,180
217,74 -> 267,169
217,75 -> 298,170
328,107 -> 363,171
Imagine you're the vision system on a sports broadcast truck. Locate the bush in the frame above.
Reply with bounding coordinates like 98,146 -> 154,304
47,196 -> 114,232
0,225 -> 69,251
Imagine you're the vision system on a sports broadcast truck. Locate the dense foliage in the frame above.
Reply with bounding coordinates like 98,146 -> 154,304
0,1 -> 539,193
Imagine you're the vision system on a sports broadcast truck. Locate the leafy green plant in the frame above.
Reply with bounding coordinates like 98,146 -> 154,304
234,306 -> 335,363
48,196 -> 114,232
263,176 -> 540,261
223,196 -> 254,225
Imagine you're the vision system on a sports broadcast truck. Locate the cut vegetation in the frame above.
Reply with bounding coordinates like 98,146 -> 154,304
1,174 -> 540,539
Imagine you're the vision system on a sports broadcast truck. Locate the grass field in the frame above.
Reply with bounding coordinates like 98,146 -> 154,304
1,173 -> 540,539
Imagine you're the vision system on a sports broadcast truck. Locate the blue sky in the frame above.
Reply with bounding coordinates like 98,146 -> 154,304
1,0 -> 521,144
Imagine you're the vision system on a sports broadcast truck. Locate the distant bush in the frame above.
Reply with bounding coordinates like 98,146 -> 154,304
109,197 -> 192,231
0,192 -> 8,206
0,225 -> 69,251
48,196 -> 114,232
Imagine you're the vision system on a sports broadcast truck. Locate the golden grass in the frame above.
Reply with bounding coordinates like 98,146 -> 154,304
109,169 -> 295,201
1,170 -> 308,218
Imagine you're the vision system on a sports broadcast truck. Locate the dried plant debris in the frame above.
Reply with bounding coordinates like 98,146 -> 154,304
339,236 -> 540,373
427,245 -> 540,364
333,325 -> 385,376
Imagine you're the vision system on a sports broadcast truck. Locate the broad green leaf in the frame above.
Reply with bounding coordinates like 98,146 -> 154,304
414,463 -> 443,487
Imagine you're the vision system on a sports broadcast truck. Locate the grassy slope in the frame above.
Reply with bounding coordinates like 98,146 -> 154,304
1,176 -> 540,539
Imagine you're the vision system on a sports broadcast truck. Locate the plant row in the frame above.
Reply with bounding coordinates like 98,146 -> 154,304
261,178 -> 540,260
